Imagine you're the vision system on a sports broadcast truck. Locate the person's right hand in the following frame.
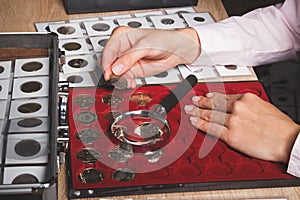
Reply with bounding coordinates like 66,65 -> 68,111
101,26 -> 201,88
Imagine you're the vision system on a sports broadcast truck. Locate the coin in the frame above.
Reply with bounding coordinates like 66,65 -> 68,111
134,122 -> 162,139
74,95 -> 96,108
14,139 -> 41,157
12,174 -> 39,184
130,93 -> 152,106
76,128 -> 100,144
143,149 -> 164,163
101,94 -> 123,107
78,168 -> 105,184
107,142 -> 134,163
74,111 -> 97,124
225,65 -> 237,70
110,77 -> 128,90
76,148 -> 102,164
111,168 -> 135,182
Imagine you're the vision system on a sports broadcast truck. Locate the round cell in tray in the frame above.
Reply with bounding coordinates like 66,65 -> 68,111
111,168 -> 136,182
76,128 -> 101,144
207,162 -> 233,177
236,161 -> 264,175
84,20 -> 117,36
76,147 -> 102,164
49,23 -> 84,39
12,76 -> 49,99
74,94 -> 96,108
9,117 -> 49,133
14,57 -> 49,77
102,110 -> 122,122
101,94 -> 124,107
60,38 -> 90,56
129,92 -> 152,106
3,166 -> 47,184
78,168 -> 105,184
74,111 -> 98,125
0,79 -> 10,100
63,54 -> 96,74
0,61 -> 12,79
9,98 -> 48,119
173,164 -> 201,177
5,133 -> 49,164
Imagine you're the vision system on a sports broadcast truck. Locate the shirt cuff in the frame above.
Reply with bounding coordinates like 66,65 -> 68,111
287,132 -> 300,178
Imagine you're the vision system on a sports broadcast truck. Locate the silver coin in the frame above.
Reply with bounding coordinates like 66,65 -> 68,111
76,128 -> 100,144
107,143 -> 134,163
134,122 -> 162,139
143,149 -> 164,163
111,168 -> 135,182
110,77 -> 128,90
76,148 -> 102,164
101,94 -> 123,107
74,95 -> 96,107
78,168 -> 105,184
74,111 -> 97,124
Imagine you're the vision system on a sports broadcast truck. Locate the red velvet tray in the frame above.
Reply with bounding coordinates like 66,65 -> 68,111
67,81 -> 295,196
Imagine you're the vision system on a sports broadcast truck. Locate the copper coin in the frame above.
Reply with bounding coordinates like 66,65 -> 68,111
76,148 -> 102,164
78,168 -> 105,184
74,95 -> 96,108
130,93 -> 152,106
57,26 -> 76,35
76,128 -> 100,144
74,111 -> 97,124
18,103 -> 41,114
21,61 -> 43,72
20,81 -> 42,93
225,65 -> 238,70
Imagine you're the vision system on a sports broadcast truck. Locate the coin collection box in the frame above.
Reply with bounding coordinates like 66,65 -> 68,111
67,82 -> 300,198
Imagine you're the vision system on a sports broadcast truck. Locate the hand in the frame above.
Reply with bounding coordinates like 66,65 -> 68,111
101,26 -> 200,87
184,92 -> 300,163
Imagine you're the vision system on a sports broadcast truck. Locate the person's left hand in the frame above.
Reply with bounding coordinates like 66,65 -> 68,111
184,92 -> 300,163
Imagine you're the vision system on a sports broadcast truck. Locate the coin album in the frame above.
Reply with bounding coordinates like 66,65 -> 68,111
0,7 -> 300,200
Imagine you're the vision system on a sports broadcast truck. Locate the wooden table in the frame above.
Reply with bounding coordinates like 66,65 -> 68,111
1,0 -> 300,199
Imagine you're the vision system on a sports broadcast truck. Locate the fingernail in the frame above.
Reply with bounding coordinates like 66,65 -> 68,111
112,63 -> 124,75
184,105 -> 193,112
190,116 -> 198,125
192,96 -> 201,103
206,92 -> 214,98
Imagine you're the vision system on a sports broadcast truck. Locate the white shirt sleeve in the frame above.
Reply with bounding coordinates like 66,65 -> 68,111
191,0 -> 300,67
287,133 -> 300,178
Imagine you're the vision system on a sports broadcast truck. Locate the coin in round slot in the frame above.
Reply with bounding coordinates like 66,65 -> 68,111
76,148 -> 102,164
154,71 -> 168,78
63,42 -> 82,51
193,16 -> 205,22
68,58 -> 88,68
134,122 -> 163,139
92,23 -> 110,32
98,39 -> 108,47
17,118 -> 43,128
0,85 -> 2,92
78,168 -> 105,184
225,65 -> 238,70
12,174 -> 39,184
111,168 -> 135,182
101,94 -> 124,107
76,128 -> 100,144
130,93 -> 152,106
74,111 -> 98,124
107,142 -> 134,163
127,21 -> 142,28
18,103 -> 42,114
20,81 -> 42,93
143,149 -> 164,163
74,95 -> 96,108
161,18 -> 175,25
103,111 -> 121,121
21,61 -> 43,72
57,26 -> 76,35
67,75 -> 83,83
14,139 -> 41,157
0,65 -> 4,74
